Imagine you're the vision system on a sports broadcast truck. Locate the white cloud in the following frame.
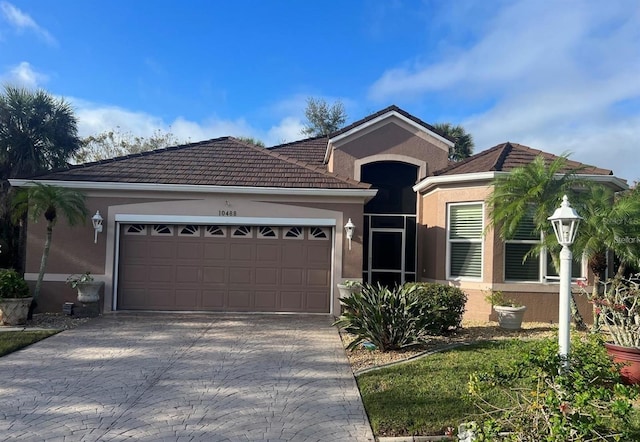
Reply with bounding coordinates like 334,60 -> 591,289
1,61 -> 48,88
0,1 -> 56,45
367,0 -> 640,183
70,97 -> 306,148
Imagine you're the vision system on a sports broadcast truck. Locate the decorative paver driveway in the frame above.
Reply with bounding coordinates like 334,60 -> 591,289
0,314 -> 374,441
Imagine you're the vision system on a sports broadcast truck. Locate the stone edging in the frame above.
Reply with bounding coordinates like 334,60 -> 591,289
354,342 -> 473,376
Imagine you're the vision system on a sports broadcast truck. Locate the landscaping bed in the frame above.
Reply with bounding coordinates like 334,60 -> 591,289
342,320 -> 556,372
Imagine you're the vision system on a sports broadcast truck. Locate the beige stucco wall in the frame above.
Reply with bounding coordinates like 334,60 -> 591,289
24,189 -> 367,315
328,120 -> 449,181
417,182 -> 586,323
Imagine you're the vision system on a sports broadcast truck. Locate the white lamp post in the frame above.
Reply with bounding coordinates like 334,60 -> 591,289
547,195 -> 582,366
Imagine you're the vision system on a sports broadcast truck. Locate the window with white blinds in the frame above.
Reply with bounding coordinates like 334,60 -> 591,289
447,203 -> 483,279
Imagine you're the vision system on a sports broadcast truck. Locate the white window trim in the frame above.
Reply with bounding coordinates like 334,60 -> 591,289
446,202 -> 484,281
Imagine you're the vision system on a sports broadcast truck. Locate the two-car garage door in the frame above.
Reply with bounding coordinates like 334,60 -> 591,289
117,224 -> 332,313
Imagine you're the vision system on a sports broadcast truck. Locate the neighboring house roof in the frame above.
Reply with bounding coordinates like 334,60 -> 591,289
433,142 -> 613,176
269,136 -> 328,167
28,137 -> 370,190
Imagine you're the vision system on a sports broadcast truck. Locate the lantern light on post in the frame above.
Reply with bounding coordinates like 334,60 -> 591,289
92,210 -> 103,244
344,218 -> 355,251
547,195 -> 582,367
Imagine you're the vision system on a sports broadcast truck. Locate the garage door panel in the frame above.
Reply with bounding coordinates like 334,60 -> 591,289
307,244 -> 330,265
228,290 -> 251,309
256,243 -> 279,262
118,223 -> 331,313
202,290 -> 225,308
177,242 -> 203,260
307,269 -> 330,286
176,266 -> 199,282
229,268 -> 253,284
148,265 -> 175,282
149,242 -> 176,259
203,266 -> 226,283
229,243 -> 254,261
281,291 -> 303,310
282,243 -> 304,266
282,268 -> 303,285
119,265 -> 148,283
255,291 -> 277,308
203,243 -> 228,260
255,268 -> 278,285
306,291 -> 329,311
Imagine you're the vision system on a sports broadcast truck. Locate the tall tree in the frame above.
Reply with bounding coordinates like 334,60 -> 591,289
12,183 -> 88,318
0,86 -> 81,271
301,98 -> 347,137
75,128 -> 184,163
433,123 -> 474,162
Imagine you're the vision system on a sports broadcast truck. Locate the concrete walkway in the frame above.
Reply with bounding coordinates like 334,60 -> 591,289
0,313 -> 374,442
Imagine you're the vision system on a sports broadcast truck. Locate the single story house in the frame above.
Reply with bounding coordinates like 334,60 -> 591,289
10,105 -> 628,321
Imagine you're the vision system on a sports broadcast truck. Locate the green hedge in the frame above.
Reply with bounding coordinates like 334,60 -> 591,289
405,282 -> 467,333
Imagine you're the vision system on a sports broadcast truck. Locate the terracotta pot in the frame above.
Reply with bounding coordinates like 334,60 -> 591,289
0,297 -> 33,326
604,342 -> 640,384
493,305 -> 527,330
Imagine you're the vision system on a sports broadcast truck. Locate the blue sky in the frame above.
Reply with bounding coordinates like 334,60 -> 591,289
1,0 -> 639,182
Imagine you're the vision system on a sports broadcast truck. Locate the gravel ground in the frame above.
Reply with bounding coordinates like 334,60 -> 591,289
18,312 -> 95,330
341,320 -> 559,372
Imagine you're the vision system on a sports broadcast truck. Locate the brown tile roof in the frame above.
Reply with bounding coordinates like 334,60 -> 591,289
433,142 -> 613,176
269,136 -> 328,166
328,104 -> 455,142
31,137 -> 371,189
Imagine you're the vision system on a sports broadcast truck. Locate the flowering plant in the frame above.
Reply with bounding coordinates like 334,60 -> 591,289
577,274 -> 640,348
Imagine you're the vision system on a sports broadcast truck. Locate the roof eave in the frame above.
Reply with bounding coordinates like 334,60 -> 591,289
9,179 -> 379,198
413,172 -> 629,194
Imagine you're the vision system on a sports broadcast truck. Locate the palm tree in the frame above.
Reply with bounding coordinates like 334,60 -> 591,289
486,154 -> 587,328
0,86 -> 81,271
432,123 -> 474,162
11,183 -> 87,318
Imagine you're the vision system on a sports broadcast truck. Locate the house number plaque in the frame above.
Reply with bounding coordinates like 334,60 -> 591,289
218,210 -> 237,216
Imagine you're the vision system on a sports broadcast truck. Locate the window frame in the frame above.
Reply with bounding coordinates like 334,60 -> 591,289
446,202 -> 484,281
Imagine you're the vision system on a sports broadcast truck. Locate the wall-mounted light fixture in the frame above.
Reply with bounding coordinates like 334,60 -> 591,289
344,218 -> 355,250
92,210 -> 103,244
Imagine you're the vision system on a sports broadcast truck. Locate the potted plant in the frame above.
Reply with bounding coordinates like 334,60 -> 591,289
66,272 -> 103,303
0,268 -> 33,325
578,275 -> 640,384
485,289 -> 527,330
336,279 -> 362,298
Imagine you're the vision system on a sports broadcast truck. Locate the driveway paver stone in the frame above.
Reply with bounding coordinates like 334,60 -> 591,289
0,313 -> 374,442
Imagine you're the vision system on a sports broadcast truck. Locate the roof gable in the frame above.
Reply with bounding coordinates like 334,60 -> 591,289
324,105 -> 454,164
29,137 -> 370,190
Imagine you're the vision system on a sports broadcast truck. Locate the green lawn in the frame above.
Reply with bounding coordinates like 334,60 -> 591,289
0,330 -> 58,357
356,339 -> 539,437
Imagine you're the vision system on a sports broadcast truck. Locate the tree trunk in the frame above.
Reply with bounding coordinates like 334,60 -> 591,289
570,291 -> 587,331
30,221 -> 53,319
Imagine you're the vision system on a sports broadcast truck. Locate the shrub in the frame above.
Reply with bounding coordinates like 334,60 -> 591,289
406,282 -> 467,332
334,283 -> 432,352
0,269 -> 30,299
468,335 -> 640,441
